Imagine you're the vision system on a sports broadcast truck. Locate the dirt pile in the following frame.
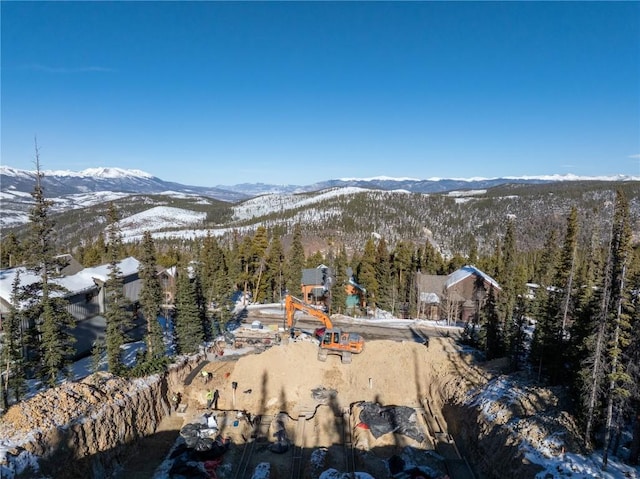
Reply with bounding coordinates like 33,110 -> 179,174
214,339 -> 435,414
0,355 -> 202,479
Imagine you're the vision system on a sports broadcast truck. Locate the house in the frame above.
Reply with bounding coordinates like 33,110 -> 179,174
415,265 -> 501,324
0,257 -> 143,358
345,267 -> 367,312
300,265 -> 333,307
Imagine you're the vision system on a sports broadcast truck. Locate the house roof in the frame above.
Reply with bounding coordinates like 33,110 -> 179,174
301,266 -> 333,287
0,257 -> 140,308
445,265 -> 501,290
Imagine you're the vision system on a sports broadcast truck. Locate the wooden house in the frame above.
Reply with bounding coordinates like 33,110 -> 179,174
300,265 -> 333,307
415,265 -> 500,324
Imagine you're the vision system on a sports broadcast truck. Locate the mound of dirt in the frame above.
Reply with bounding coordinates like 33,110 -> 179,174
0,372 -> 132,435
212,339 -> 437,415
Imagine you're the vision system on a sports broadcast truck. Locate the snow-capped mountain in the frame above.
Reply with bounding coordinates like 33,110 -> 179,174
220,173 -> 639,196
0,166 -> 247,202
3,165 -> 638,200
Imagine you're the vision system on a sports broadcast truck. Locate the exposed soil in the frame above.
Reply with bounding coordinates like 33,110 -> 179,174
162,336 -> 483,478
0,333 -> 585,479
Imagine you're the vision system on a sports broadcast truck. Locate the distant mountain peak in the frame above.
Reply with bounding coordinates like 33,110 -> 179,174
0,165 -> 155,180
52,167 -> 155,179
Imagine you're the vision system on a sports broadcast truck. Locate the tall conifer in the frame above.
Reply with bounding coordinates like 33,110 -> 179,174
103,202 -> 132,374
139,231 -> 164,360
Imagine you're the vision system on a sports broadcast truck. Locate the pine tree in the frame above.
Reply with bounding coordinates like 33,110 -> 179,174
357,238 -> 379,310
552,208 -> 579,349
532,209 -> 579,384
250,226 -> 270,303
265,233 -> 285,303
138,231 -> 165,360
330,246 -> 349,314
0,272 -> 27,409
392,241 -> 413,317
481,286 -> 503,359
492,220 -> 518,360
24,145 -> 76,386
173,264 -> 204,354
238,235 -> 254,303
0,232 -> 23,269
285,224 -> 305,296
626,252 -> 640,465
602,191 -> 633,468
375,238 -> 392,311
103,202 -> 132,374
421,240 -> 445,275
192,262 -> 209,341
208,237 -> 234,330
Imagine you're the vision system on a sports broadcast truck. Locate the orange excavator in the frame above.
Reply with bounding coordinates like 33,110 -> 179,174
284,295 -> 365,364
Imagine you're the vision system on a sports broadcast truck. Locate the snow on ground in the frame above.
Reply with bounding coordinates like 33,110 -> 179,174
466,375 -> 640,479
231,187 -> 372,221
117,206 -> 207,237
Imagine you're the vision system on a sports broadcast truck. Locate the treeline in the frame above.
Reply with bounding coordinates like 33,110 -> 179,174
1,157 -> 639,466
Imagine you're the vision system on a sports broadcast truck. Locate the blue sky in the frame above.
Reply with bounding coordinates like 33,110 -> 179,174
2,2 -> 639,186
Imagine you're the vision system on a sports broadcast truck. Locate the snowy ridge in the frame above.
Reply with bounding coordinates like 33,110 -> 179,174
0,165 -> 154,179
117,207 -> 207,237
232,187 -> 374,221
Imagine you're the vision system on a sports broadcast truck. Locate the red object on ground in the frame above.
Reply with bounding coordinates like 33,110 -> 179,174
355,422 -> 370,430
204,458 -> 222,479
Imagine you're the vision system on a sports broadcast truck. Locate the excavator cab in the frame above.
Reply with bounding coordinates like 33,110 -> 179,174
317,328 -> 364,364
285,295 -> 364,364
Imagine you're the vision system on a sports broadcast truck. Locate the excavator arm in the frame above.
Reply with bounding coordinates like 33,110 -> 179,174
285,295 -> 333,330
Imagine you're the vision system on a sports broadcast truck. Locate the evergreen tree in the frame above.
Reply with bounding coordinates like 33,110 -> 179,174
392,241 -> 413,317
24,146 -> 75,386
493,220 -> 518,360
330,246 -> 349,314
138,231 -> 165,360
625,250 -> 640,465
481,286 -> 503,359
509,293 -> 530,371
0,232 -> 23,269
265,233 -> 285,303
103,203 -> 132,374
421,240 -> 445,274
357,238 -> 379,310
467,237 -> 478,266
173,264 -> 204,354
602,191 -> 633,468
285,224 -> 305,296
227,231 -> 242,292
238,235 -> 254,302
0,272 -> 27,409
192,261 -> 209,341
306,250 -> 325,268
250,226 -> 270,302
532,209 -> 579,384
375,238 -> 392,311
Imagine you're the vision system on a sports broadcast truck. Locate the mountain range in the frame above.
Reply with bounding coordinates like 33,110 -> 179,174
2,165 -> 637,201
1,165 -> 639,257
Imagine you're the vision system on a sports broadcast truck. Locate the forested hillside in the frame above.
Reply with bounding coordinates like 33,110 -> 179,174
2,180 -> 639,263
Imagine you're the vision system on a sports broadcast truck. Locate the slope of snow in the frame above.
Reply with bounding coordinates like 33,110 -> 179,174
117,206 -> 207,237
231,187 -> 372,221
467,376 -> 640,479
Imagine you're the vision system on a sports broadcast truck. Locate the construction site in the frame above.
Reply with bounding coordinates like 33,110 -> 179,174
0,298 -> 586,479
